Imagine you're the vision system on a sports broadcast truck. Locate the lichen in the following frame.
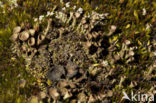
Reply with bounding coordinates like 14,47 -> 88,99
0,0 -> 156,103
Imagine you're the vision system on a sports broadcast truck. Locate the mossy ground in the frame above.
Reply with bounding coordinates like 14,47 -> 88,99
0,0 -> 155,103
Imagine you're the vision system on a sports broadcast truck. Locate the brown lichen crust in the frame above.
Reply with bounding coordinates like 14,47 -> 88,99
10,5 -> 156,102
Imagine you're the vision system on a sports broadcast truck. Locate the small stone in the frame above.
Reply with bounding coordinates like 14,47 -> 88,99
49,88 -> 60,99
66,61 -> 78,78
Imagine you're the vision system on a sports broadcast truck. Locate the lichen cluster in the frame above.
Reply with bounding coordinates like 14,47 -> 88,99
9,4 -> 156,102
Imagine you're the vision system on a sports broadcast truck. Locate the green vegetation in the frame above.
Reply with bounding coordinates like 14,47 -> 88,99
0,0 -> 155,102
